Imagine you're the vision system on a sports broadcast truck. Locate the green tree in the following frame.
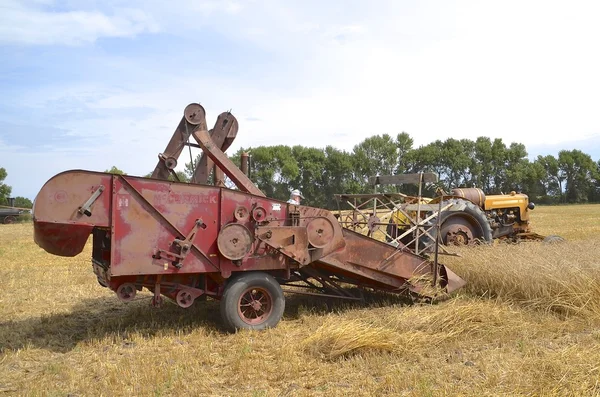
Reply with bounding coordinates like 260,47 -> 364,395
472,137 -> 493,191
322,146 -> 361,208
441,138 -> 474,188
534,155 -> 562,202
558,150 -> 598,203
395,132 -> 414,175
0,167 -> 12,206
244,146 -> 299,201
14,197 -> 33,208
490,138 -> 508,193
519,161 -> 547,202
592,159 -> 600,202
105,166 -> 126,175
352,134 -> 399,192
503,142 -> 529,193
289,146 -> 327,207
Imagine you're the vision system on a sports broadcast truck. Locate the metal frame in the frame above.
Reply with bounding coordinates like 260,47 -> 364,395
334,173 -> 457,258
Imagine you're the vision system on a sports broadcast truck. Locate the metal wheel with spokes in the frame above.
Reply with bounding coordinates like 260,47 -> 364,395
220,272 -> 285,331
238,287 -> 274,325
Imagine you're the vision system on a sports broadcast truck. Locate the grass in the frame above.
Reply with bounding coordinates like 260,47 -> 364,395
1,204 -> 600,396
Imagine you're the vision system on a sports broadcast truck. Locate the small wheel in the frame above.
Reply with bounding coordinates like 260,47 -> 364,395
543,235 -> 565,244
220,272 -> 285,331
176,290 -> 195,308
116,283 -> 136,302
3,216 -> 16,224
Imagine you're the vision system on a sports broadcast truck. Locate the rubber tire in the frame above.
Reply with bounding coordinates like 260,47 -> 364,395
543,235 -> 565,244
220,272 -> 285,332
435,198 -> 493,245
3,216 -> 16,224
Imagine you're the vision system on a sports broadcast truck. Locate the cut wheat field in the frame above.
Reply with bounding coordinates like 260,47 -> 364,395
1,204 -> 600,396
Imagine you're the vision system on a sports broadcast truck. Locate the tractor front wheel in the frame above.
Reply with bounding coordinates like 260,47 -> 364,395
220,272 -> 285,331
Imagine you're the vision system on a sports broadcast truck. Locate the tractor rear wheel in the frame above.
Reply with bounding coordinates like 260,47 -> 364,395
437,199 -> 492,246
220,272 -> 285,331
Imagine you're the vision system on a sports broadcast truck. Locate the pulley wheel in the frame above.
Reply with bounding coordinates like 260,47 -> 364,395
184,103 -> 206,125
217,223 -> 254,260
234,206 -> 250,222
176,290 -> 195,308
116,283 -> 137,302
164,157 -> 177,170
307,217 -> 335,248
252,206 -> 267,223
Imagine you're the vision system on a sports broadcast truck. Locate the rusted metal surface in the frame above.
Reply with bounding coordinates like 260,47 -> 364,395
217,223 -> 254,260
33,102 -> 465,324
238,286 -> 274,325
151,103 -> 207,180
191,112 -> 238,184
451,187 -> 486,208
317,229 -> 465,294
241,152 -> 249,176
442,217 -> 476,245
191,126 -> 265,197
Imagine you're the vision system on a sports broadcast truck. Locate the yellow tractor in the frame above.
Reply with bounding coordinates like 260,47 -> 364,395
387,187 -> 563,246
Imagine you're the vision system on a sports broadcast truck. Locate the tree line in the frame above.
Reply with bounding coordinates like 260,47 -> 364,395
111,133 -> 600,209
5,133 -> 597,210
223,133 -> 600,209
0,168 -> 33,208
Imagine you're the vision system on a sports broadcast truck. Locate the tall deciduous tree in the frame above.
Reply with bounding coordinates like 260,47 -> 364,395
352,134 -> 399,192
14,197 -> 33,208
558,150 -> 598,203
535,155 -> 562,201
0,167 -> 12,206
472,137 -> 493,191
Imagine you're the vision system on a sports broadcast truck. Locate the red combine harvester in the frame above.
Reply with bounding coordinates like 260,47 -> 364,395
33,103 -> 465,331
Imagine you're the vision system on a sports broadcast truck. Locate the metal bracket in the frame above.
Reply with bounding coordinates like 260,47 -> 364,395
154,219 -> 206,268
78,185 -> 105,216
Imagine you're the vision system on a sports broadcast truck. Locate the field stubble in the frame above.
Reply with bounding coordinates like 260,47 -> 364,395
1,204 -> 600,396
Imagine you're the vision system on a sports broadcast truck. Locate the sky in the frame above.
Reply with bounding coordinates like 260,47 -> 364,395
1,0 -> 600,200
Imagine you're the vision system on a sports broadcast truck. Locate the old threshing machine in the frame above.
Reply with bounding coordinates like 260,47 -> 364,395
33,103 -> 465,331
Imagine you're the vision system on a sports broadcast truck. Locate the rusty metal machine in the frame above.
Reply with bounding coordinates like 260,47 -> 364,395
33,103 -> 465,331
0,206 -> 25,224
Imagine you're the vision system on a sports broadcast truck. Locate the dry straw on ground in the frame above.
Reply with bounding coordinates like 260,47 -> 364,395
1,204 -> 600,396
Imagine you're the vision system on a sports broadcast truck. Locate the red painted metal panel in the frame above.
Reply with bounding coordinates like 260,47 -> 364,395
33,170 -> 112,257
110,176 -> 221,276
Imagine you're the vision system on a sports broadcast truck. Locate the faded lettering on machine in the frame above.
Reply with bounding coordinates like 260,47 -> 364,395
154,193 -> 217,205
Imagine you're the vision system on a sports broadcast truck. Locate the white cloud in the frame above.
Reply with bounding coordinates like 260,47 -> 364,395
3,0 -> 600,199
0,1 -> 159,45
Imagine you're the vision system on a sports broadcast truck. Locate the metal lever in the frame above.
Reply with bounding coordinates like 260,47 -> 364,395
78,185 -> 105,216
154,219 -> 207,268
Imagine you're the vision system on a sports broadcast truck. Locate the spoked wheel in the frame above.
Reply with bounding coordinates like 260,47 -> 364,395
3,216 -> 16,224
238,287 -> 273,325
220,272 -> 285,331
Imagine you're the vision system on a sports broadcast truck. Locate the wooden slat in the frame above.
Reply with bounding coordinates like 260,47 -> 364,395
368,173 -> 438,186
